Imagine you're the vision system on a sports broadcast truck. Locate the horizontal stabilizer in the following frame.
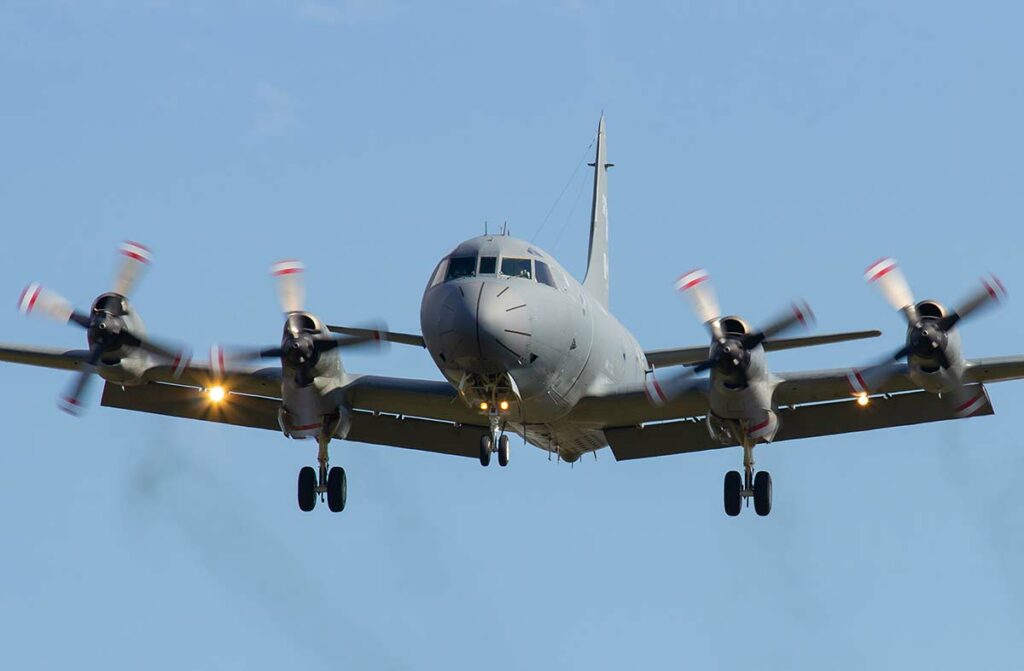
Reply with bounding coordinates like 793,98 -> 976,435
644,330 -> 880,368
326,325 -> 425,348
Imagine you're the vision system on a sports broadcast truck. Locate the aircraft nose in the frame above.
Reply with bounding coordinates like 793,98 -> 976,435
477,283 -> 531,367
433,281 -> 531,373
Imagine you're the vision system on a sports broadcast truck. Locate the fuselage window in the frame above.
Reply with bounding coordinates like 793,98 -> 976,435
479,256 -> 497,274
501,257 -> 533,280
535,261 -> 558,289
445,256 -> 477,281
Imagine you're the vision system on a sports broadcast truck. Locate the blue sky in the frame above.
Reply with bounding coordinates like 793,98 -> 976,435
2,1 -> 1023,668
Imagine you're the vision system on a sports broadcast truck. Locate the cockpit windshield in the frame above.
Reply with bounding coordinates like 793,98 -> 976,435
445,256 -> 476,281
500,258 -> 532,279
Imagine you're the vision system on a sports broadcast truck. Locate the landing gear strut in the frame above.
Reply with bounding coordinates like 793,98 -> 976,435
478,410 -> 510,468
297,416 -> 347,513
723,441 -> 772,517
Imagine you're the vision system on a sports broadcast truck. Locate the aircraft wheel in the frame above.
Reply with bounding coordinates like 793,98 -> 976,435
753,471 -> 772,516
298,466 -> 317,512
497,435 -> 510,467
327,466 -> 347,513
723,470 -> 742,517
479,435 -> 492,467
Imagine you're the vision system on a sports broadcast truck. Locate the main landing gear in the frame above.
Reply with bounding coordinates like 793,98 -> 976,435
723,441 -> 772,517
297,419 -> 347,513
479,411 -> 510,467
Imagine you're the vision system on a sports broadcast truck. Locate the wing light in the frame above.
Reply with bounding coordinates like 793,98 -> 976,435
208,386 -> 226,403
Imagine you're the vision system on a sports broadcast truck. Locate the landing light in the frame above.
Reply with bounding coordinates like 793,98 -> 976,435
479,401 -> 489,411
856,393 -> 870,407
499,400 -> 510,411
208,386 -> 226,403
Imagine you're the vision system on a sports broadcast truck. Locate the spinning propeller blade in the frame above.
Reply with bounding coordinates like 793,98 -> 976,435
676,269 -> 720,333
113,241 -> 152,298
271,260 -> 306,314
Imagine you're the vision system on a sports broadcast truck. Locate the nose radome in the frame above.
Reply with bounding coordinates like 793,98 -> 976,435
477,283 -> 531,366
432,281 -> 531,373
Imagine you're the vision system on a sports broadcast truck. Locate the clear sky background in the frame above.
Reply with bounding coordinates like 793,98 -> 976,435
2,1 -> 1023,668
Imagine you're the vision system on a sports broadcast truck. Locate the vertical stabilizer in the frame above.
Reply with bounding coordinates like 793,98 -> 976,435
583,116 -> 612,308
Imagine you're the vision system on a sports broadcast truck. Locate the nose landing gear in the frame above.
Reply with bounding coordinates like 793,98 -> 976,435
297,417 -> 347,513
478,411 -> 510,467
723,441 -> 772,517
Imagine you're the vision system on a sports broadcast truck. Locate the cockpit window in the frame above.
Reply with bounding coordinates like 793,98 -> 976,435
428,259 -> 448,288
500,257 -> 533,279
478,256 -> 497,274
535,261 -> 558,289
445,256 -> 476,281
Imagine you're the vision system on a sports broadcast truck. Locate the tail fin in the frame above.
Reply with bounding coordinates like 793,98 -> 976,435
583,115 -> 612,309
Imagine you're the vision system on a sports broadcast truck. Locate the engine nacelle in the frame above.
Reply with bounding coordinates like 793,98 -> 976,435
913,300 -> 948,321
717,315 -> 751,337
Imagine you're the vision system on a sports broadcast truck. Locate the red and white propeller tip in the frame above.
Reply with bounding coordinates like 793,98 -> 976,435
981,274 -> 1008,302
865,257 -> 915,314
113,240 -> 152,297
676,268 -> 720,326
271,259 -> 306,314
791,300 -> 815,328
18,283 -> 75,323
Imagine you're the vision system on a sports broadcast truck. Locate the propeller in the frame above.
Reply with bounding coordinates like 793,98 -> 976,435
18,241 -> 190,415
211,260 -> 388,386
852,258 -> 1007,415
647,269 -> 813,406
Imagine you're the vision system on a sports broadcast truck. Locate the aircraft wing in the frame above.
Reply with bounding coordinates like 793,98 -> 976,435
0,343 -> 92,371
579,357 -> 1024,460
144,361 -> 282,397
643,330 -> 881,368
100,373 -> 486,458
606,388 -> 993,460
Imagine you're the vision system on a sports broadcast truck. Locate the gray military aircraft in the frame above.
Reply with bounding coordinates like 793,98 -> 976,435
4,117 -> 1024,516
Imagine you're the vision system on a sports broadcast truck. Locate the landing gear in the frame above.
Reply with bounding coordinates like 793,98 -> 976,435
753,471 -> 772,517
723,441 -> 772,517
497,434 -> 510,467
723,470 -> 742,517
479,435 -> 492,467
327,466 -> 347,513
298,466 -> 317,512
478,411 -> 511,468
297,416 -> 347,513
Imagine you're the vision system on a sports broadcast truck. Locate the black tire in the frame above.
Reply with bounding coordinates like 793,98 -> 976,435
497,435 -> 510,467
753,470 -> 772,517
327,466 -> 347,513
297,466 -> 317,512
723,470 -> 742,517
479,435 -> 492,467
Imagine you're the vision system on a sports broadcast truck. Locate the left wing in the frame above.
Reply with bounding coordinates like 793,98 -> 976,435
607,387 -> 993,460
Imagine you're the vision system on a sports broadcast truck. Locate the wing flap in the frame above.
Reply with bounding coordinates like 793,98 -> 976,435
607,388 -> 993,461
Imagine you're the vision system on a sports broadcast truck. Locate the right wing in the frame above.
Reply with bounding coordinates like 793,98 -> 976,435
101,381 -> 483,458
607,387 -> 993,460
